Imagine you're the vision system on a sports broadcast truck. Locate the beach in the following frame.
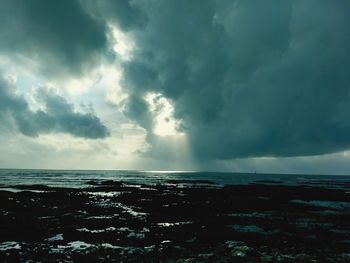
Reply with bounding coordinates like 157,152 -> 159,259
1,175 -> 350,262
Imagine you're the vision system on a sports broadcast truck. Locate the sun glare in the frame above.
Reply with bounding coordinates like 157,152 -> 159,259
144,92 -> 183,137
109,25 -> 135,61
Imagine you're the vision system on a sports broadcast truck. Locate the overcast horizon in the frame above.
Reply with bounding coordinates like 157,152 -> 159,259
1,0 -> 350,174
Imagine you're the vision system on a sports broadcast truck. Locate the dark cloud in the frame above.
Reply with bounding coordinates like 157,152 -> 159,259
120,0 -> 350,159
1,0 -> 349,162
0,0 -> 107,76
123,94 -> 154,131
83,0 -> 148,31
0,77 -> 110,139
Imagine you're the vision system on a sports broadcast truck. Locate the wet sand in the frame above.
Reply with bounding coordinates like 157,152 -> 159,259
0,180 -> 350,262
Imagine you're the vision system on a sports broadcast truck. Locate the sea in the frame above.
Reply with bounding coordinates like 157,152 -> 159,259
1,169 -> 350,261
1,169 -> 349,190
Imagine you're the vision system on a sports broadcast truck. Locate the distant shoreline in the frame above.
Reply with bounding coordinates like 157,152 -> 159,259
0,167 -> 349,177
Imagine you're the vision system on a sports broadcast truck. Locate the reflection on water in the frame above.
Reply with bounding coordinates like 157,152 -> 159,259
1,169 -> 350,189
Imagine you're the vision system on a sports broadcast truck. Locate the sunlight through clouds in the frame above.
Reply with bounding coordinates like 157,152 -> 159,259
109,25 -> 135,61
144,92 -> 183,137
1,0 -> 350,173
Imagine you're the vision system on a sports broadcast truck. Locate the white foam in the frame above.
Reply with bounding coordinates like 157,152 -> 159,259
67,241 -> 93,251
87,191 -> 121,197
116,203 -> 149,218
291,199 -> 350,209
117,227 -> 149,239
47,233 -> 64,241
0,241 -> 21,251
157,221 -> 192,227
77,227 -> 116,233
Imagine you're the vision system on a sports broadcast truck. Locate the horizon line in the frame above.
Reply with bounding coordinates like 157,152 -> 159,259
0,167 -> 349,177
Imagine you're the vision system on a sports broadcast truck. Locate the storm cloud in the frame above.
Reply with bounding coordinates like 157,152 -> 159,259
0,0 -> 107,76
1,0 -> 350,165
84,0 -> 148,31
0,76 -> 109,139
119,0 -> 350,159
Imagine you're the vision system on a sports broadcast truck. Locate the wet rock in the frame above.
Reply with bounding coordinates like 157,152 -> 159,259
226,241 -> 252,258
0,182 -> 349,262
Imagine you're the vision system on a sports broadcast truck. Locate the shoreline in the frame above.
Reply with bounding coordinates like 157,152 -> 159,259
1,181 -> 350,262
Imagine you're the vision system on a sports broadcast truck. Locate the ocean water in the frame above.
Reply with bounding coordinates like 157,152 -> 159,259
1,169 -> 350,261
0,169 -> 349,189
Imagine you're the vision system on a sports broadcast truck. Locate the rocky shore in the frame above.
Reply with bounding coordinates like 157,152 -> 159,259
0,180 -> 350,262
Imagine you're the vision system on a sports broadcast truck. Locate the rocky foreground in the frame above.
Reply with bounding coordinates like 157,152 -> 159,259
0,180 -> 350,262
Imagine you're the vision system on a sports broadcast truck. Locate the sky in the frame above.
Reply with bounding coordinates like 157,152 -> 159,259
1,0 -> 350,174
